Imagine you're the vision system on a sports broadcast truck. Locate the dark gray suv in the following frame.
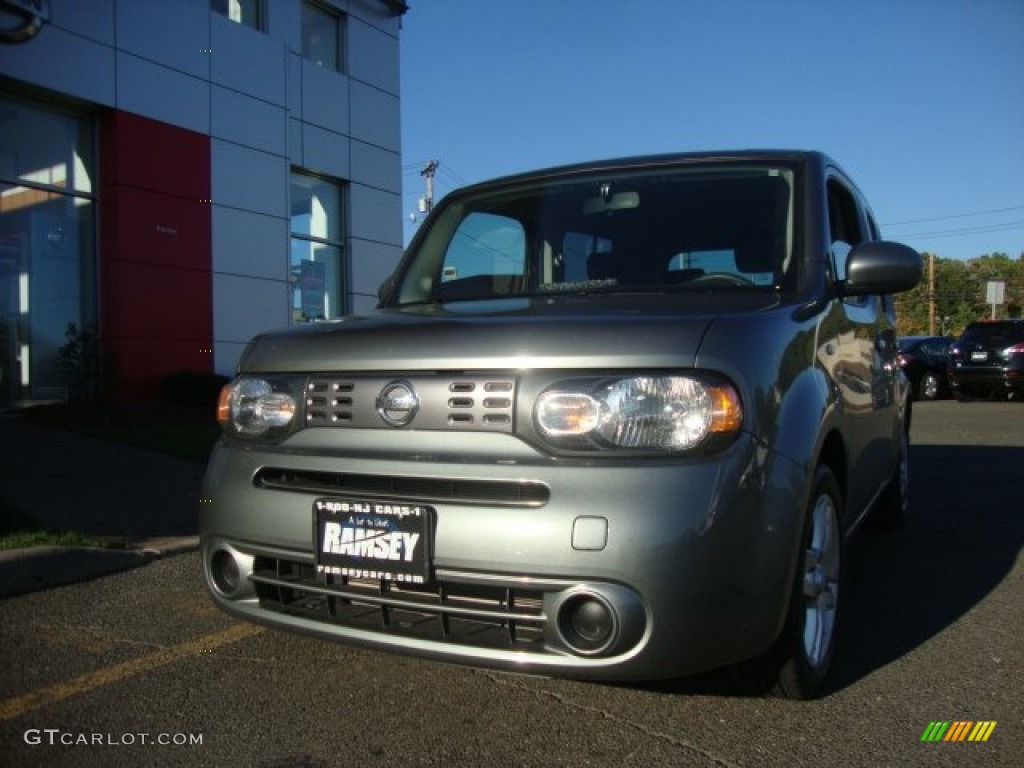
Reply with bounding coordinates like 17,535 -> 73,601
201,150 -> 921,699
949,320 -> 1024,400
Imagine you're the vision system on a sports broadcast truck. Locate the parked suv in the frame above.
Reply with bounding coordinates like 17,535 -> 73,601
201,151 -> 921,699
949,320 -> 1024,400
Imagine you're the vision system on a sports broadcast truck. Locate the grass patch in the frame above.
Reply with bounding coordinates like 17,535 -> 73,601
0,529 -> 127,551
0,501 -> 127,551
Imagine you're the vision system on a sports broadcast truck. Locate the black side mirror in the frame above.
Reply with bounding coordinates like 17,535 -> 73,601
843,241 -> 922,296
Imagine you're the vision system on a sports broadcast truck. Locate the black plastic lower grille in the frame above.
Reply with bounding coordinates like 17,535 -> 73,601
251,557 -> 547,651
255,468 -> 549,507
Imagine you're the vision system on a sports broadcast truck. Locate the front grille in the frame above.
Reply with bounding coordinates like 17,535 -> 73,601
305,374 -> 516,433
306,380 -> 356,423
251,557 -> 547,652
255,469 -> 549,507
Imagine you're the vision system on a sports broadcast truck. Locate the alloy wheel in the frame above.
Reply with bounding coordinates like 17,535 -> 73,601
801,493 -> 840,670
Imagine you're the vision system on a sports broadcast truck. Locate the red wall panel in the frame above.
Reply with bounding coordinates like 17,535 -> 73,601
100,111 -> 212,398
101,112 -> 210,199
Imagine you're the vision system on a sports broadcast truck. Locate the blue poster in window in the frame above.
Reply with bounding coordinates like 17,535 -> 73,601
300,260 -> 326,320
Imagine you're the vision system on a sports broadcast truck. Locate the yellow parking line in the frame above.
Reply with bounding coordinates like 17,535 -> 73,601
0,622 -> 263,722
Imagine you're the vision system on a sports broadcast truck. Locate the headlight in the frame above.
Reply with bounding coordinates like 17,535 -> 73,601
217,377 -> 297,437
534,375 -> 742,452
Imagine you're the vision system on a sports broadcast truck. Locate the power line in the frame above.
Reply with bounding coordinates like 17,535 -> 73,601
403,159 -> 470,187
883,205 -> 1024,227
894,221 -> 1024,240
402,158 -> 435,171
438,165 -> 468,186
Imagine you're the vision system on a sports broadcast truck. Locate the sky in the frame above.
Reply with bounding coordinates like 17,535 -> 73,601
398,0 -> 1024,260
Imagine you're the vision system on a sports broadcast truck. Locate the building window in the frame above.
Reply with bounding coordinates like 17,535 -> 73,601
301,1 -> 343,71
290,172 -> 345,322
211,0 -> 263,31
0,95 -> 97,405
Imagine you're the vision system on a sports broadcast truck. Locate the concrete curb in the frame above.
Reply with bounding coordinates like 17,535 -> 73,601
0,536 -> 200,599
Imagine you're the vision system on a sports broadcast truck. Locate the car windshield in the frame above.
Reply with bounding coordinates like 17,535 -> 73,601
394,164 -> 795,305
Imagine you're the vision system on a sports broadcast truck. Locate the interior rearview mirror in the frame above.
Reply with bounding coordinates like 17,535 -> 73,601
583,191 -> 640,216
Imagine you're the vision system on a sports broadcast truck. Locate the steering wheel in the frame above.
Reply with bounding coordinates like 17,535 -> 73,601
688,272 -> 755,287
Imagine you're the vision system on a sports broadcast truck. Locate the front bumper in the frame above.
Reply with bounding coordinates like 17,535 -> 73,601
200,428 -> 805,681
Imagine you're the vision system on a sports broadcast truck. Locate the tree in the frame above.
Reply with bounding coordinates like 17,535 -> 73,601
893,252 -> 1024,336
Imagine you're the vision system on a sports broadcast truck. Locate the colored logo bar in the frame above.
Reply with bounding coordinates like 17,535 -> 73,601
920,721 -> 997,742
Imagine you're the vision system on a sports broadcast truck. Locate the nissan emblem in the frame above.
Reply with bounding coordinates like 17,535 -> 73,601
376,380 -> 419,427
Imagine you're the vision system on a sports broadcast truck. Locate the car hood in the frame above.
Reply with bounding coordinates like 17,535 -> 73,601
238,293 -> 783,373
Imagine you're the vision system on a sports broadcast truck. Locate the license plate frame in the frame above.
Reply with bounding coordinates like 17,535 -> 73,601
314,498 -> 434,584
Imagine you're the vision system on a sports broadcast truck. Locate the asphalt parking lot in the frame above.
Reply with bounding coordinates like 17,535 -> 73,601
0,400 -> 1021,767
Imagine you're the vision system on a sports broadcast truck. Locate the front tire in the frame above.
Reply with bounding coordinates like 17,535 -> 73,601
919,372 -> 940,400
732,465 -> 843,699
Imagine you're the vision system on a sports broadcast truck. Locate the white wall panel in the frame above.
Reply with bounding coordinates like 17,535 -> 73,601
212,207 -> 288,280
116,53 -> 209,134
0,26 -> 115,106
211,14 -> 287,105
213,273 -> 288,343
115,0 -> 210,79
287,53 -> 303,115
300,61 -> 350,131
348,239 -> 401,314
301,124 -> 350,179
349,81 -> 399,151
214,341 -> 247,377
268,0 -> 301,53
212,140 -> 288,218
53,0 -> 115,45
351,140 -> 400,194
348,16 -> 399,95
212,87 -> 287,156
347,1 -> 402,35
349,184 -> 401,245
288,118 -> 304,166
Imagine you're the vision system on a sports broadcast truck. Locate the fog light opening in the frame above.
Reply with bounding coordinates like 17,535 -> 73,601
558,593 -> 617,655
210,549 -> 241,597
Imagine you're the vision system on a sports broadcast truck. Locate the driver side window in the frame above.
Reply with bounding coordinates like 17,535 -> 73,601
827,178 -> 864,283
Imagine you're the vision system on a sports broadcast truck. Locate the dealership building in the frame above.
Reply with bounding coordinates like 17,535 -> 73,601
0,0 -> 406,405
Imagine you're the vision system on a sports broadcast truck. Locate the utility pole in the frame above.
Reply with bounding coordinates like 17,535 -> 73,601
928,252 -> 936,336
419,160 -> 439,215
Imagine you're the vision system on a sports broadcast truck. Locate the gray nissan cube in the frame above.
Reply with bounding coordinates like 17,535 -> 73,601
201,150 -> 921,699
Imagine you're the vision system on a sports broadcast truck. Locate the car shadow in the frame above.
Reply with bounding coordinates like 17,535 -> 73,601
633,441 -> 1024,700
828,442 -> 1024,694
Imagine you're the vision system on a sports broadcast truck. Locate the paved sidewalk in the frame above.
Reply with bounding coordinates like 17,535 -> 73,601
0,418 -> 206,597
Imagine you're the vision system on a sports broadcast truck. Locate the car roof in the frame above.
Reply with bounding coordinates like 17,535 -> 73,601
965,319 -> 1024,327
451,150 -> 832,197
